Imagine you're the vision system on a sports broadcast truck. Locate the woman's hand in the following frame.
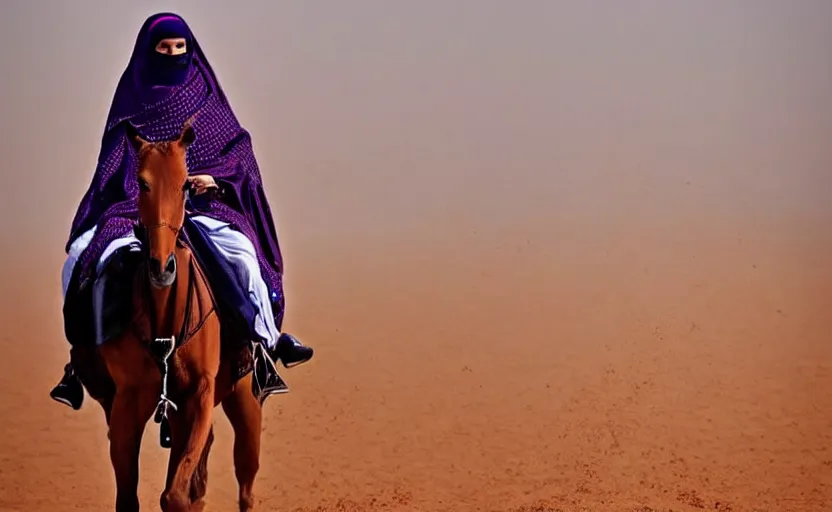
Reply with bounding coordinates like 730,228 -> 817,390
187,174 -> 219,195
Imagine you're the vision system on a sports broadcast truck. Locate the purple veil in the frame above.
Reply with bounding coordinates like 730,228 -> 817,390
68,12 -> 285,325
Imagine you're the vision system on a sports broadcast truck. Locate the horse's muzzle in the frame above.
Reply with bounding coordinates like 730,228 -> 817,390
149,253 -> 177,288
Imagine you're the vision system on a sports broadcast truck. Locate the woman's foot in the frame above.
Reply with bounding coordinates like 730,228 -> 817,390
271,333 -> 314,368
50,364 -> 84,410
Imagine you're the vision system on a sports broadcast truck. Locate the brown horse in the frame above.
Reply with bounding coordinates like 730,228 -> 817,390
75,119 -> 264,512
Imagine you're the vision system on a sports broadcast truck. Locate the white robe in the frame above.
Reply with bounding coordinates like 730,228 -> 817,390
62,216 -> 281,348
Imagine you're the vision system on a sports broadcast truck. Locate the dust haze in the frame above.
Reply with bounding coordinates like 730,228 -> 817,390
1,1 -> 831,511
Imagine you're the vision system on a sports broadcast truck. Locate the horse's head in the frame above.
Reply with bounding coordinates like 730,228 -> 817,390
127,119 -> 196,288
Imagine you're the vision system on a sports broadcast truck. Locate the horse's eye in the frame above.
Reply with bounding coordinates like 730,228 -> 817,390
138,179 -> 150,192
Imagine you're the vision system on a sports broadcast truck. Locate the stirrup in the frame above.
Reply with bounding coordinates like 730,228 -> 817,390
251,342 -> 289,404
149,336 -> 178,442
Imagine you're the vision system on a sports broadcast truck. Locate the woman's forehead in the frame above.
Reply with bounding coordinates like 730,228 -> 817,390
156,37 -> 187,44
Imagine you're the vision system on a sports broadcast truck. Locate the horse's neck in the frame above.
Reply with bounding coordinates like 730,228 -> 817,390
148,249 -> 193,340
143,247 -> 217,344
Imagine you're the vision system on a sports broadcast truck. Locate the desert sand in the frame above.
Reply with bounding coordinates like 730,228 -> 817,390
2,1 -> 832,511
1,213 -> 831,511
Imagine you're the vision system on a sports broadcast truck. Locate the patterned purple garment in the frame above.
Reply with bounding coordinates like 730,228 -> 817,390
67,13 -> 285,326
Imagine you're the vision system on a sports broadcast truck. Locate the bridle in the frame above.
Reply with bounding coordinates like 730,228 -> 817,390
136,185 -> 195,244
133,215 -> 197,345
142,221 -> 183,237
134,182 -> 216,256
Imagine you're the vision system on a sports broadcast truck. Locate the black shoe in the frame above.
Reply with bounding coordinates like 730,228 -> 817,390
251,343 -> 288,405
50,364 -> 84,410
272,333 -> 314,368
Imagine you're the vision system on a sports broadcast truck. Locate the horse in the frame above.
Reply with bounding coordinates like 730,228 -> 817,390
71,119 -> 264,512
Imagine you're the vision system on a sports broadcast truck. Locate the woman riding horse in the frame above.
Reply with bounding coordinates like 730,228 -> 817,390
51,12 -> 314,410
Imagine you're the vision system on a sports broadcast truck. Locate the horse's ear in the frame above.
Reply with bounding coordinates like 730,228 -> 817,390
179,117 -> 196,148
125,123 -> 148,153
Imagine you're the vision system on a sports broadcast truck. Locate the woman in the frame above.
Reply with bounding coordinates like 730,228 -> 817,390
50,12 -> 313,410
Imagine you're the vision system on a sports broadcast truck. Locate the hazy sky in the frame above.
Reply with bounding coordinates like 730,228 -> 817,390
1,0 -> 831,265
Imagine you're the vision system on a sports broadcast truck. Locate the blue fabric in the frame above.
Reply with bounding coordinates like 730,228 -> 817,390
180,214 -> 265,344
63,255 -> 96,347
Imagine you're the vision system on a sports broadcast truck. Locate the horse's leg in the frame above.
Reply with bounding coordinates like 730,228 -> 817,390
188,426 -> 214,507
98,394 -> 114,441
108,386 -> 157,512
161,420 -> 214,512
221,372 -> 262,512
100,338 -> 159,512
160,376 -> 216,512
187,348 -> 242,508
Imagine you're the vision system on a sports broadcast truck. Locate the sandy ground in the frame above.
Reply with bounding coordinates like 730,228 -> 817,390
0,213 -> 830,512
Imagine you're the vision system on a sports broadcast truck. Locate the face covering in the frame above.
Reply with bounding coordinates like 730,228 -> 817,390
142,16 -> 194,87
